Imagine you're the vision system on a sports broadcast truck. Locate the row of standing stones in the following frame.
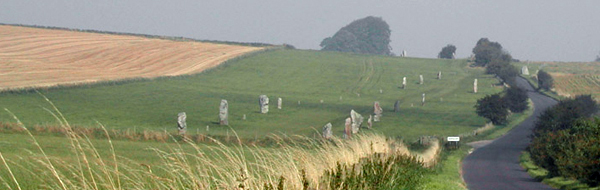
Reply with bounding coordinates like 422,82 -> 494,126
173,65 -> 527,137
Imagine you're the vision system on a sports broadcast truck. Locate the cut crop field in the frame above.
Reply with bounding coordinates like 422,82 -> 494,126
0,25 -> 263,90
0,49 -> 500,142
515,61 -> 600,99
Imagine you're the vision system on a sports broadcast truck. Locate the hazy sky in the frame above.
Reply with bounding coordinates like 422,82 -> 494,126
2,0 -> 599,62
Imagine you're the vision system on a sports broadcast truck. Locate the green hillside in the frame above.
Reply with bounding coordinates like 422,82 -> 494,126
0,49 -> 500,141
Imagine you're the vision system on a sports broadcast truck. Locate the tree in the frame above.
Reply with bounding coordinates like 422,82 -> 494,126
438,44 -> 456,59
472,38 -> 503,67
537,70 -> 554,91
533,95 -> 598,136
475,93 -> 509,125
320,16 -> 392,56
503,86 -> 529,113
596,51 -> 600,62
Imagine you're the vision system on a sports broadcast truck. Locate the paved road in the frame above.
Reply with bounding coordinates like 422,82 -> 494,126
462,77 -> 557,190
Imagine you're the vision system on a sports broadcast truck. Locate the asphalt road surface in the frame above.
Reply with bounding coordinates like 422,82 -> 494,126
462,77 -> 558,190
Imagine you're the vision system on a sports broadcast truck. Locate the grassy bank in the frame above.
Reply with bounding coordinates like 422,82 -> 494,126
0,49 -> 500,141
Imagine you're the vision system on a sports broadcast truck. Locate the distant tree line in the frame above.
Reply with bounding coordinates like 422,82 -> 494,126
472,38 -> 530,125
529,95 -> 599,186
320,16 -> 393,56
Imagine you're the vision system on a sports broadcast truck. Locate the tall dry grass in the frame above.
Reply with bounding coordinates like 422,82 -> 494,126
0,92 -> 434,189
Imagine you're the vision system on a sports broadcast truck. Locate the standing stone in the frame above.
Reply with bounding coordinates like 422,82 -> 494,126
322,123 -> 333,139
422,93 -> 426,106
401,50 -> 407,57
437,71 -> 442,79
367,115 -> 373,129
320,99 -> 324,104
339,96 -> 343,101
419,75 -> 424,85
373,101 -> 383,122
177,112 -> 187,135
259,95 -> 269,113
379,89 -> 383,94
219,99 -> 228,125
474,79 -> 478,94
522,66 -> 530,75
394,100 -> 400,112
277,98 -> 282,109
344,117 -> 352,139
350,110 -> 363,134
242,114 -> 246,120
402,77 -> 407,89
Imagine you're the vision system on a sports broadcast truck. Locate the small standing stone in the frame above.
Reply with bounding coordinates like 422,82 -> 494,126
344,117 -> 352,139
242,114 -> 246,120
298,100 -> 301,105
402,77 -> 407,89
422,93 -> 426,106
322,123 -> 333,139
206,125 -> 210,131
437,71 -> 442,79
259,95 -> 269,113
219,99 -> 228,125
373,101 -> 383,122
367,115 -> 373,129
177,112 -> 187,135
419,75 -> 424,85
277,98 -> 282,109
320,99 -> 324,104
394,100 -> 400,112
379,89 -> 383,94
339,96 -> 343,101
522,66 -> 530,75
474,79 -> 478,94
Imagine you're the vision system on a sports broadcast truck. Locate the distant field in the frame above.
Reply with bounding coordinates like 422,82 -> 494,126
0,25 -> 263,90
515,61 -> 600,99
0,49 -> 500,142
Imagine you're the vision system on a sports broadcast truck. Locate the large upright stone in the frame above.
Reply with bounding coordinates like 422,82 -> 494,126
474,79 -> 478,94
394,100 -> 400,112
422,93 -> 426,106
373,101 -> 383,122
259,95 -> 269,113
419,75 -> 424,85
350,110 -> 363,134
402,77 -> 407,89
277,97 -> 282,109
522,66 -> 530,75
437,71 -> 442,80
344,117 -> 352,139
177,112 -> 187,135
219,99 -> 228,125
322,123 -> 333,139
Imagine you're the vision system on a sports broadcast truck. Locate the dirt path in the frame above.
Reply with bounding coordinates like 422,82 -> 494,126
0,25 -> 264,90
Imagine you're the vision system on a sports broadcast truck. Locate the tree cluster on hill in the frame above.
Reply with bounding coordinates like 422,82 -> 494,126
536,70 -> 554,91
438,44 -> 456,59
529,95 -> 599,186
474,86 -> 529,125
472,38 -> 519,86
595,51 -> 600,62
320,16 -> 393,56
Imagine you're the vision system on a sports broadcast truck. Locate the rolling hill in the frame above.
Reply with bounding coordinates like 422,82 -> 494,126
0,25 -> 264,90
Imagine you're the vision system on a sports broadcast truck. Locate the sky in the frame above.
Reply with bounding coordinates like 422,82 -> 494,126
1,0 -> 599,62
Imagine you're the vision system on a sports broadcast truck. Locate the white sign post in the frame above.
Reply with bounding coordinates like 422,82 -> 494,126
447,136 -> 460,150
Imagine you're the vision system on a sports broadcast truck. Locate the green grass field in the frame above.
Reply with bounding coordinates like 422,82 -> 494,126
0,49 -> 500,142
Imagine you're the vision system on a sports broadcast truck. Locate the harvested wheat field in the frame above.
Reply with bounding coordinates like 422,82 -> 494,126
0,25 -> 264,90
